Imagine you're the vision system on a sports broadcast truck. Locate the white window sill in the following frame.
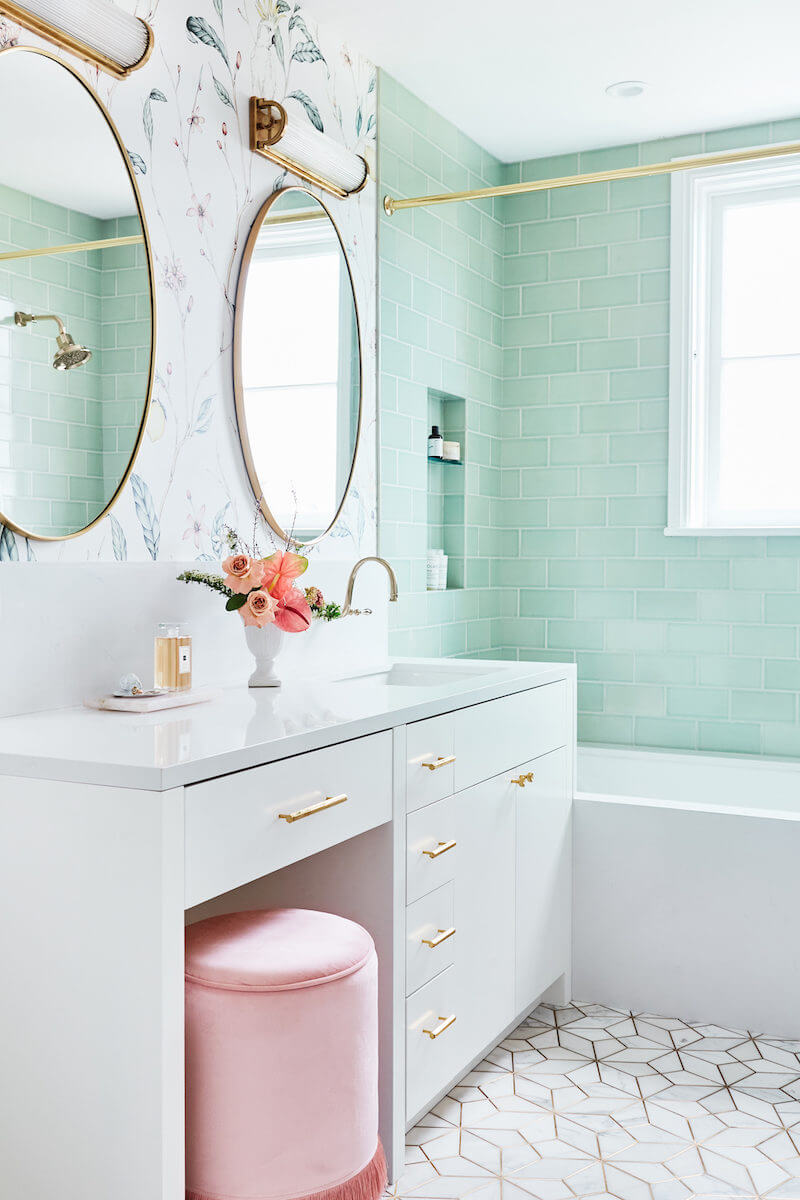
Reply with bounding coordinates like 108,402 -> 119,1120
664,525 -> 800,537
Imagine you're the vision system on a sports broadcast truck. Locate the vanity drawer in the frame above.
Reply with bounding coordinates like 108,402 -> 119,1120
185,732 -> 392,907
453,681 -> 568,791
406,794 -> 459,905
406,966 -> 462,1123
406,713 -> 456,813
406,882 -> 455,997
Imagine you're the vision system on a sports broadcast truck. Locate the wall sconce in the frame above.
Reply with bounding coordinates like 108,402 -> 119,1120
0,0 -> 153,78
250,97 -> 369,199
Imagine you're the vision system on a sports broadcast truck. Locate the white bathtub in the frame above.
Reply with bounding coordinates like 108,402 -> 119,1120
574,745 -> 800,1038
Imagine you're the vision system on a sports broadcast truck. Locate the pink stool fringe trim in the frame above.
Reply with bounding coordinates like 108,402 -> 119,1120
187,1140 -> 388,1200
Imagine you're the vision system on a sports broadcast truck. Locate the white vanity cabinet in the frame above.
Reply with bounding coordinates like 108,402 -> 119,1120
0,660 -> 575,1199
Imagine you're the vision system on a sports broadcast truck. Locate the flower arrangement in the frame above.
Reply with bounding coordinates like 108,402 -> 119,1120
177,524 -> 344,632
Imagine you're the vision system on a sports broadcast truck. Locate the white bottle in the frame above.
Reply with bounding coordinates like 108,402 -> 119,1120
427,548 -> 443,590
438,554 -> 448,590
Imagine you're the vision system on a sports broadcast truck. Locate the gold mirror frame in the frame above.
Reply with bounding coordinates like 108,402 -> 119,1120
0,44 -> 156,543
233,185 -> 363,549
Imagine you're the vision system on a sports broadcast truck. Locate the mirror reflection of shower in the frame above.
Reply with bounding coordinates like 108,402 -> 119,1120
14,310 -> 92,370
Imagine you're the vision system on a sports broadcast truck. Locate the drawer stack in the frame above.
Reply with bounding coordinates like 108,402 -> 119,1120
403,680 -> 571,1123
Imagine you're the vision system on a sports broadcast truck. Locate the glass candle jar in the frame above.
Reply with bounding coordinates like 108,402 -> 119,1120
154,623 -> 192,692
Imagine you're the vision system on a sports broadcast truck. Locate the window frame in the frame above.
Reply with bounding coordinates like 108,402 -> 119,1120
667,149 -> 800,536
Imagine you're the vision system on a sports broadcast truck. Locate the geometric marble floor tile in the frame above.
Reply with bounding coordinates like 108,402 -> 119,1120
388,1003 -> 800,1200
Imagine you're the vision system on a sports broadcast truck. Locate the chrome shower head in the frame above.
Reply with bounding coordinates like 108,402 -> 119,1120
14,311 -> 92,371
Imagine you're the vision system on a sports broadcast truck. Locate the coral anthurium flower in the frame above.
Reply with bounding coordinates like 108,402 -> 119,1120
261,551 -> 308,600
241,588 -> 278,628
222,554 -> 266,595
274,587 -> 312,633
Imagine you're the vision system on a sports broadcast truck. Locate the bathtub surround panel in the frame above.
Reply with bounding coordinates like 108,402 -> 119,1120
379,74 -> 505,659
0,8 -> 377,563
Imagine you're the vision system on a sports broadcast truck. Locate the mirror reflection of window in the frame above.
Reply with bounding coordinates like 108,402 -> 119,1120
239,191 -> 360,544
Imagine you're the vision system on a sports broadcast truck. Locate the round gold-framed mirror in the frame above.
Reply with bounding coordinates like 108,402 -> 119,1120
0,45 -> 155,542
234,186 -> 362,548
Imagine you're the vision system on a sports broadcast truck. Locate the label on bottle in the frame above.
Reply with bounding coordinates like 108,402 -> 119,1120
179,645 -> 192,675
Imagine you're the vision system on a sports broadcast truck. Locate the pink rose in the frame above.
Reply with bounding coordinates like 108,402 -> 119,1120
223,553 -> 266,595
241,588 -> 278,628
274,587 -> 312,633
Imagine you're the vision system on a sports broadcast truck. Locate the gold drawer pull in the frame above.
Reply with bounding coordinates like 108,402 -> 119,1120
424,1014 -> 457,1039
512,772 -> 535,787
278,794 -> 348,823
423,755 -> 456,771
421,926 -> 456,949
422,839 -> 457,859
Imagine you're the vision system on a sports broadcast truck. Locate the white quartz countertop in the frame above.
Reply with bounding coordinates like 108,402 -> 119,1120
0,658 -> 573,791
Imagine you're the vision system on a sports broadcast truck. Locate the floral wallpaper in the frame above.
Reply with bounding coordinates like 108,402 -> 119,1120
0,0 -> 377,564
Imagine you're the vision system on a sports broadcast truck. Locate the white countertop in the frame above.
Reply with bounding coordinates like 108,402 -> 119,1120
0,658 -> 574,791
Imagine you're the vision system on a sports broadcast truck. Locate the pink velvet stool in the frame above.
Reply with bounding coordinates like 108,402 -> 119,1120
185,908 -> 386,1200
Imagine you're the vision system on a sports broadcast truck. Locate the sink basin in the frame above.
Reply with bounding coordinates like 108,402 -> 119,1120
337,661 -> 498,688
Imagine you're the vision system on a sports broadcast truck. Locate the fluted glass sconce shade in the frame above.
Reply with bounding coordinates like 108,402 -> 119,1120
250,98 -> 369,199
0,0 -> 153,77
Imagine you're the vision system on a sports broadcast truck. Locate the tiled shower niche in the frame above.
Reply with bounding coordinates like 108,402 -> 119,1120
427,388 -> 466,590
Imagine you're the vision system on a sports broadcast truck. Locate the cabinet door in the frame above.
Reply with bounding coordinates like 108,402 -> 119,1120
455,773 -> 516,1060
516,746 -> 571,1012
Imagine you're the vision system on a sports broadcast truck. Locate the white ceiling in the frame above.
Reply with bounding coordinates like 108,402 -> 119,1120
311,0 -> 800,163
0,50 -> 137,220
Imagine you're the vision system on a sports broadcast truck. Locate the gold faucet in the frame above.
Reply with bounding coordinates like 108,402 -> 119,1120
341,557 -> 399,617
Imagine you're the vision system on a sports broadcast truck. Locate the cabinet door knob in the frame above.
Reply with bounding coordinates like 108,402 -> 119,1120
421,926 -> 456,949
278,794 -> 348,823
423,755 -> 456,771
511,771 -> 535,787
423,1014 -> 457,1039
422,839 -> 457,859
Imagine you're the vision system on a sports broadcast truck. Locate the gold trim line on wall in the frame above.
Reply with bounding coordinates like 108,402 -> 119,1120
250,98 -> 369,199
383,141 -> 800,215
0,234 -> 144,263
0,1 -> 154,78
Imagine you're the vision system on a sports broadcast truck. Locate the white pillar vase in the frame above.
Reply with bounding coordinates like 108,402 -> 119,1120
244,623 -> 285,687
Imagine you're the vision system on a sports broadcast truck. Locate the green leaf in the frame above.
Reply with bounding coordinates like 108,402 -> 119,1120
276,0 -> 290,11
128,149 -> 147,175
286,89 -> 323,132
143,98 -> 153,144
186,15 -> 229,66
225,593 -> 247,611
149,87 -> 167,102
355,105 -> 362,136
213,0 -> 224,19
272,26 -> 285,67
288,11 -> 312,37
291,40 -> 323,64
212,74 -> 234,108
367,75 -> 376,94
0,525 -> 18,561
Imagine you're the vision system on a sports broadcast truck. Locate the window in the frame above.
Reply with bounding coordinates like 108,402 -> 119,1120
668,152 -> 800,533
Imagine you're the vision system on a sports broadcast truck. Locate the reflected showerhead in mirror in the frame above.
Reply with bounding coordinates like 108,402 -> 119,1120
14,311 -> 92,370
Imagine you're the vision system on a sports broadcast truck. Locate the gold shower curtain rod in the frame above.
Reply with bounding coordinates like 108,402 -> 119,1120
0,233 -> 144,263
383,140 -> 800,215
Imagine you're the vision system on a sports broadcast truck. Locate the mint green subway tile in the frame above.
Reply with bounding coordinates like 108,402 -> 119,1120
610,367 -> 668,400
633,717 -> 696,751
577,652 -> 634,681
520,529 -> 577,556
504,314 -> 550,347
579,274 -> 638,309
764,660 -> 800,690
667,687 -> 728,718
698,722 -> 763,754
640,270 -> 669,302
636,654 -> 696,684
765,594 -> 800,624
501,438 -> 548,468
761,726 -> 800,758
639,206 -> 670,239
548,558 -> 604,587
551,309 -> 609,342
699,656 -> 762,688
521,219 -> 577,252
549,246 -> 609,281
639,334 -> 670,366
731,690 -> 796,723
667,623 -> 729,654
550,182 -> 609,217
606,559 -> 665,587
579,682 -> 605,711
577,590 -> 634,619
638,590 -> 697,619
606,621 -> 666,652
666,560 -> 730,589
610,303 -> 668,337
521,467 -> 578,497
578,210 -> 639,246
505,253 -> 548,285
549,497 -> 606,526
496,617 -> 546,648
697,590 -> 762,622
550,435 -> 607,466
766,537 -> 800,557
550,373 -> 608,404
732,626 -> 796,658
519,589 -> 575,618
606,684 -> 664,716
521,343 -> 577,375
521,405 -> 578,435
610,238 -> 669,273
578,714 -> 635,743
492,498 -> 548,527
30,418 -> 67,448
698,536 -> 765,557
579,465 -> 637,496
610,175 -> 670,210
521,280 -> 578,314
492,557 -> 546,586
520,153 -> 580,182
547,619 -> 605,650
609,432 -> 667,463
578,528 -> 636,556
580,401 -> 638,432
733,558 -> 797,590
580,339 -> 637,370
705,124 -> 772,152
